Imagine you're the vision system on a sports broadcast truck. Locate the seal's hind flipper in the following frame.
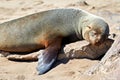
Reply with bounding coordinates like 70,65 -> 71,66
0,51 -> 10,57
7,51 -> 42,61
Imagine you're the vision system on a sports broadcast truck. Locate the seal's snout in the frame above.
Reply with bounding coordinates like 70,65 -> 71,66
91,34 -> 108,46
92,40 -> 102,46
90,40 -> 100,46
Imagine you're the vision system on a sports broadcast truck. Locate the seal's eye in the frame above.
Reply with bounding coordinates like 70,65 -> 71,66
94,32 -> 97,35
90,31 -> 97,37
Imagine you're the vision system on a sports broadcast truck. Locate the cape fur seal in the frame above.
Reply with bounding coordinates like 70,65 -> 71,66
0,8 -> 109,74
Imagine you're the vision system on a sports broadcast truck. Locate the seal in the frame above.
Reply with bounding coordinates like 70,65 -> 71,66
0,8 -> 109,74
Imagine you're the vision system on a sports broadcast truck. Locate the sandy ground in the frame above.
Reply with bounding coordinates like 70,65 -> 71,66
0,0 -> 120,80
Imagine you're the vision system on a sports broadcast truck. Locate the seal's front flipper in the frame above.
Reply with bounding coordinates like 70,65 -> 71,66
37,38 -> 62,74
37,49 -> 57,74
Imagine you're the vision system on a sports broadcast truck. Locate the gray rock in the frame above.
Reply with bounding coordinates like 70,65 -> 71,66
58,39 -> 113,60
85,35 -> 120,77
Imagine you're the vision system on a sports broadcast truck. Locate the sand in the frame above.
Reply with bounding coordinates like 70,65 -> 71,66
0,0 -> 120,80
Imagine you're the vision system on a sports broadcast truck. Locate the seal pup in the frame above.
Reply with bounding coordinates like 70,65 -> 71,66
0,8 -> 109,74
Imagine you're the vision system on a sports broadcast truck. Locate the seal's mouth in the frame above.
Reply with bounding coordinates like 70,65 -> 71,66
91,34 -> 108,46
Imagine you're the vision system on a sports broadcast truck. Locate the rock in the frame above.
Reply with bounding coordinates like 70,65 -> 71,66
85,35 -> 120,76
58,39 -> 113,60
66,1 -> 89,7
104,68 -> 120,80
115,26 -> 120,30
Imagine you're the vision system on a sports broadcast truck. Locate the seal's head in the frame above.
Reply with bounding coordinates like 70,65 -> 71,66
82,18 -> 109,45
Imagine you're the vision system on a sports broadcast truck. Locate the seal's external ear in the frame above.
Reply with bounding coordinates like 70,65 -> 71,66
87,25 -> 92,29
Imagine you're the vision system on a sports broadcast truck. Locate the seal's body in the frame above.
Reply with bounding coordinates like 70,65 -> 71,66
0,9 -> 81,52
0,8 -> 109,74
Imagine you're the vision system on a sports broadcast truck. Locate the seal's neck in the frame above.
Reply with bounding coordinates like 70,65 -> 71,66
75,15 -> 89,40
